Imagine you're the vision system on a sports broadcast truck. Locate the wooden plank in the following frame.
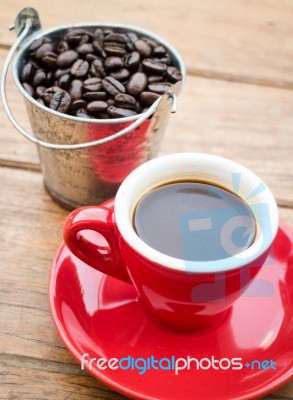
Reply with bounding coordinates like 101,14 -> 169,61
1,54 -> 292,202
0,166 -> 292,399
1,0 -> 293,86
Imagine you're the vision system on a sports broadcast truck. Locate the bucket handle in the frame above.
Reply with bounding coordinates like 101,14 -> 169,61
1,10 -> 178,151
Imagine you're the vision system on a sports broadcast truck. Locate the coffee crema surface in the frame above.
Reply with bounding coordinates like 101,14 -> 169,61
133,181 -> 256,261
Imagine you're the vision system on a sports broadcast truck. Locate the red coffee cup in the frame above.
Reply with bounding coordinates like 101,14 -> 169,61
63,153 -> 279,331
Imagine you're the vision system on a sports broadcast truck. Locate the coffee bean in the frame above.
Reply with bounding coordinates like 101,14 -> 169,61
35,85 -> 47,98
105,33 -> 128,45
58,73 -> 71,89
90,59 -> 106,77
135,40 -> 152,57
57,50 -> 79,68
115,93 -> 137,109
148,75 -> 164,83
37,98 -> 45,106
105,56 -> 124,70
126,72 -> 148,96
54,67 -> 72,79
23,83 -> 35,97
21,62 -> 35,83
102,77 -> 125,96
153,45 -> 167,56
42,52 -> 57,69
55,40 -> 69,54
142,37 -> 157,49
107,106 -> 137,118
70,99 -> 87,111
104,45 -> 127,56
83,91 -> 107,101
43,86 -> 62,105
125,51 -> 141,69
32,69 -> 47,87
94,28 -> 104,42
71,60 -> 89,77
86,54 -> 99,63
148,82 -> 172,94
75,107 -> 92,118
65,29 -> 89,46
126,32 -> 138,51
107,98 -> 115,106
76,43 -> 94,55
142,59 -> 167,75
29,37 -> 52,56
87,101 -> 108,112
166,66 -> 183,82
104,29 -> 114,36
154,54 -> 171,65
139,91 -> 160,106
110,68 -> 130,81
83,77 -> 103,92
68,79 -> 83,101
50,90 -> 71,113
35,43 -> 54,61
93,41 -> 107,58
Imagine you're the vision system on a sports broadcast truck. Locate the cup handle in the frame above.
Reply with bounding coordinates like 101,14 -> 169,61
63,206 -> 132,284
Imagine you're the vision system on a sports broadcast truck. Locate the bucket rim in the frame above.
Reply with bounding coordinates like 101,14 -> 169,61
13,21 -> 185,125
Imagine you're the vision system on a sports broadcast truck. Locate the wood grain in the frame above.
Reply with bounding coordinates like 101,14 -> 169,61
1,0 -> 293,87
0,167 -> 292,399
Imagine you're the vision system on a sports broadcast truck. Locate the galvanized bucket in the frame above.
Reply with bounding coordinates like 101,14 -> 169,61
1,8 -> 185,210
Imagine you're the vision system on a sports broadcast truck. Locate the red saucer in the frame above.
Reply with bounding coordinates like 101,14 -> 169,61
49,200 -> 293,400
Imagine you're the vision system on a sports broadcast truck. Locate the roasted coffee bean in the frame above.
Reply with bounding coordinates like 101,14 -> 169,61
35,85 -> 47,98
105,56 -> 124,70
83,77 -> 103,92
68,79 -> 83,101
21,62 -> 35,83
105,33 -> 128,45
65,29 -> 89,46
125,51 -> 140,68
23,83 -> 35,97
50,90 -> 71,113
104,45 -> 127,56
87,100 -> 108,112
54,67 -> 71,79
42,52 -> 57,69
107,106 -> 137,118
148,75 -> 164,83
86,54 -> 99,63
21,28 -> 182,119
115,93 -> 137,109
90,59 -> 106,77
110,68 -> 130,81
153,45 -> 167,56
58,73 -> 71,89
76,43 -> 94,55
71,59 -> 89,77
57,50 -> 79,68
135,40 -> 152,57
32,69 -> 47,87
92,41 -> 107,58
148,82 -> 172,94
70,99 -> 87,111
166,66 -> 183,82
139,91 -> 160,106
37,98 -> 45,106
94,28 -> 104,42
102,77 -> 125,96
83,91 -> 107,101
56,40 -> 69,54
43,86 -> 62,105
126,72 -> 147,96
35,43 -> 54,61
29,37 -> 52,56
142,59 -> 167,75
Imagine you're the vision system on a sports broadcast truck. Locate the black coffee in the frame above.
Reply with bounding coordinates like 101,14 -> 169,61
133,181 -> 256,261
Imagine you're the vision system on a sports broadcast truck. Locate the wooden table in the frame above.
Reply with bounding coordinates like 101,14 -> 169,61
0,1 -> 292,399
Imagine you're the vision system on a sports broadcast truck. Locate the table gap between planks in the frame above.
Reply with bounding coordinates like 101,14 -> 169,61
0,1 -> 292,399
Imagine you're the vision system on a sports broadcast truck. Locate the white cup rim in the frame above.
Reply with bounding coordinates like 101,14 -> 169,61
115,153 -> 279,273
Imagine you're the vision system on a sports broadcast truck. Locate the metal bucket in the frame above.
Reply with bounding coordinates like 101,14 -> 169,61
1,8 -> 185,210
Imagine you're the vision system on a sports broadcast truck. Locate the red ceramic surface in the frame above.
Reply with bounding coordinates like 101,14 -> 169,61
50,201 -> 293,400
